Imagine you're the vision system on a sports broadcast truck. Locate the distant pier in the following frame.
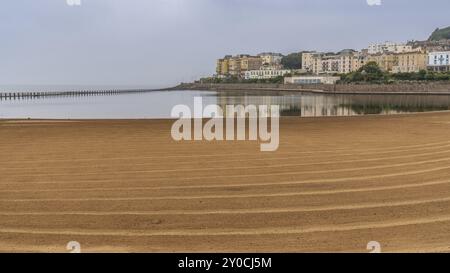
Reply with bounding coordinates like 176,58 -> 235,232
0,88 -> 172,100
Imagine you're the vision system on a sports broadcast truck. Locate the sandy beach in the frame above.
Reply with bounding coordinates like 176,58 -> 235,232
1,112 -> 450,253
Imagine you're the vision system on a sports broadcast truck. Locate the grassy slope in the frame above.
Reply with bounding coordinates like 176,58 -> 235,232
429,26 -> 450,41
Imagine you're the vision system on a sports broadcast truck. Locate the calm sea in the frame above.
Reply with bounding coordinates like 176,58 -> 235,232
1,89 -> 450,119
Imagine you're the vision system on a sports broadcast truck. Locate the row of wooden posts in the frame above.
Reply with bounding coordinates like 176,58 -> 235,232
0,89 -> 154,99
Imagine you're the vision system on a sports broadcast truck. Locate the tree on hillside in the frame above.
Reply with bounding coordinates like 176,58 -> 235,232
281,53 -> 302,69
341,62 -> 387,83
429,26 -> 450,41
358,62 -> 383,75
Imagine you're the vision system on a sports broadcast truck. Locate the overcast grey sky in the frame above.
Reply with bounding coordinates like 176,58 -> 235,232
0,0 -> 449,88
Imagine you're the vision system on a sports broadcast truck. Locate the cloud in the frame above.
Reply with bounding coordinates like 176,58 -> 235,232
0,0 -> 449,87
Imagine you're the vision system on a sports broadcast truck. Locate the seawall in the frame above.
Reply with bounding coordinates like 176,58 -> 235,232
174,82 -> 450,95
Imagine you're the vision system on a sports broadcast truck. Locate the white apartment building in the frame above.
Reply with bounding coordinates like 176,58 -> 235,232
310,50 -> 366,75
367,41 -> 415,54
284,75 -> 340,85
427,51 -> 450,72
244,68 -> 291,80
310,53 -> 340,74
321,57 -> 340,74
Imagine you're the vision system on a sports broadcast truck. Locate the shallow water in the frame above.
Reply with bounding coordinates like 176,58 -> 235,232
1,90 -> 450,119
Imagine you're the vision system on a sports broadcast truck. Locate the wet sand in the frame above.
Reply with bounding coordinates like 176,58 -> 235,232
1,112 -> 450,252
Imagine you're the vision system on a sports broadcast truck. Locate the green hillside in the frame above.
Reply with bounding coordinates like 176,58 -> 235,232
429,26 -> 450,41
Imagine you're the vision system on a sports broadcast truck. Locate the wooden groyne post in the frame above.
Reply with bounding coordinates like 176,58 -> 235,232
0,88 -> 164,100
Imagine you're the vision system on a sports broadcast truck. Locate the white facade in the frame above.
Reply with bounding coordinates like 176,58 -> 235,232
428,51 -> 450,66
368,41 -> 414,54
309,51 -> 365,75
310,53 -> 340,75
244,68 -> 291,80
284,76 -> 340,85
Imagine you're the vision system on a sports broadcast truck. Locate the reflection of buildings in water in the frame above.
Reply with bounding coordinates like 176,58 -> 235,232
298,95 -> 357,117
346,95 -> 450,114
215,92 -> 450,117
216,93 -> 358,117
216,94 -> 298,116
